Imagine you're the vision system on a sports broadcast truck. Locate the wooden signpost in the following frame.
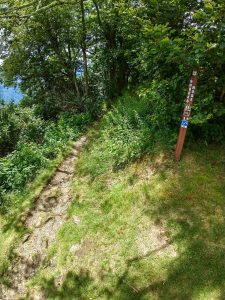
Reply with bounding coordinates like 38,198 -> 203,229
175,69 -> 198,161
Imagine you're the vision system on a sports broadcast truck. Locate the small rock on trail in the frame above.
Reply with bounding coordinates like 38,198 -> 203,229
0,136 -> 87,300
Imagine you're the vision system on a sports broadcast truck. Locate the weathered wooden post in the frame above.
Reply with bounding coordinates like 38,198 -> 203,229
175,69 -> 198,161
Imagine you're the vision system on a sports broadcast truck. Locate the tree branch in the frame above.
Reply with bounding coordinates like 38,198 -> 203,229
0,0 -> 78,19
93,0 -> 103,28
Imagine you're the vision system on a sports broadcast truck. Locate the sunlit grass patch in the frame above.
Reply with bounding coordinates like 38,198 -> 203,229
25,96 -> 225,299
33,138 -> 225,300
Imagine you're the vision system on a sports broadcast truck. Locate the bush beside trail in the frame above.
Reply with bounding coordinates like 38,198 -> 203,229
0,102 -> 91,210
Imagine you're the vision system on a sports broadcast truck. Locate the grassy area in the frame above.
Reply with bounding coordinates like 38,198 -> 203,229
1,93 -> 225,299
29,122 -> 225,299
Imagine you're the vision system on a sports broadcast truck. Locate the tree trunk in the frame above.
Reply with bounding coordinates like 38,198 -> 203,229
80,0 -> 89,97
105,26 -> 117,99
72,70 -> 81,98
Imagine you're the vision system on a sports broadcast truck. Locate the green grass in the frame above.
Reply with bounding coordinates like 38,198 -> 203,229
2,92 -> 225,299
30,122 -> 225,300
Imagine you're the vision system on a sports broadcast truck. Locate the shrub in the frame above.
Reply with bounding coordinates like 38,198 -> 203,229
101,83 -> 179,167
80,86 -> 177,175
0,102 -> 46,156
0,143 -> 47,193
102,109 -> 151,166
0,104 -> 91,209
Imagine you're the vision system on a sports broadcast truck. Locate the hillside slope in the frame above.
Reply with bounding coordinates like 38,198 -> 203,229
1,94 -> 225,299
11,117 -> 225,299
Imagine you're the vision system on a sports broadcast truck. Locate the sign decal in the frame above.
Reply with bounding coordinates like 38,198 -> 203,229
181,120 -> 188,128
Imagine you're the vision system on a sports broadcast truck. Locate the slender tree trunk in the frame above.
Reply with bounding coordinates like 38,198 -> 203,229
105,26 -> 117,99
220,87 -> 225,102
71,70 -> 81,98
80,0 -> 89,97
67,41 -> 81,98
93,2 -> 121,99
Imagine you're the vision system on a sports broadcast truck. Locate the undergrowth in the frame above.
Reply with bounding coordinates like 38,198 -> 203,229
78,87 -> 178,177
0,103 -> 91,211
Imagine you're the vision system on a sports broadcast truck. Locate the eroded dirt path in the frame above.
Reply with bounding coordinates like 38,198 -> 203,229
0,136 -> 87,300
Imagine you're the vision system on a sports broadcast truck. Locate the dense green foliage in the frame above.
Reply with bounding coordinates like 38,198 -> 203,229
1,0 -> 225,140
0,101 -> 45,156
85,85 -> 178,173
0,101 -> 90,209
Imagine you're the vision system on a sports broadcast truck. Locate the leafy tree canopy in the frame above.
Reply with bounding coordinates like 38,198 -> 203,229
0,0 -> 225,139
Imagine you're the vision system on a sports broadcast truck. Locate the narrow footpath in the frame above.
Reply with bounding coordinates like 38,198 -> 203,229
0,136 -> 87,300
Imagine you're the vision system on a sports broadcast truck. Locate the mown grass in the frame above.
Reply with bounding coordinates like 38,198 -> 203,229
30,121 -> 225,300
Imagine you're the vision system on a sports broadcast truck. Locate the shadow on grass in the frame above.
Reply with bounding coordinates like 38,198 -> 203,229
138,146 -> 225,299
38,244 -> 173,300
39,270 -> 94,300
39,146 -> 225,300
39,269 -> 137,300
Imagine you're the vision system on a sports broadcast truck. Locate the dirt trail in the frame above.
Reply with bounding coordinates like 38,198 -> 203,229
0,136 -> 87,300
